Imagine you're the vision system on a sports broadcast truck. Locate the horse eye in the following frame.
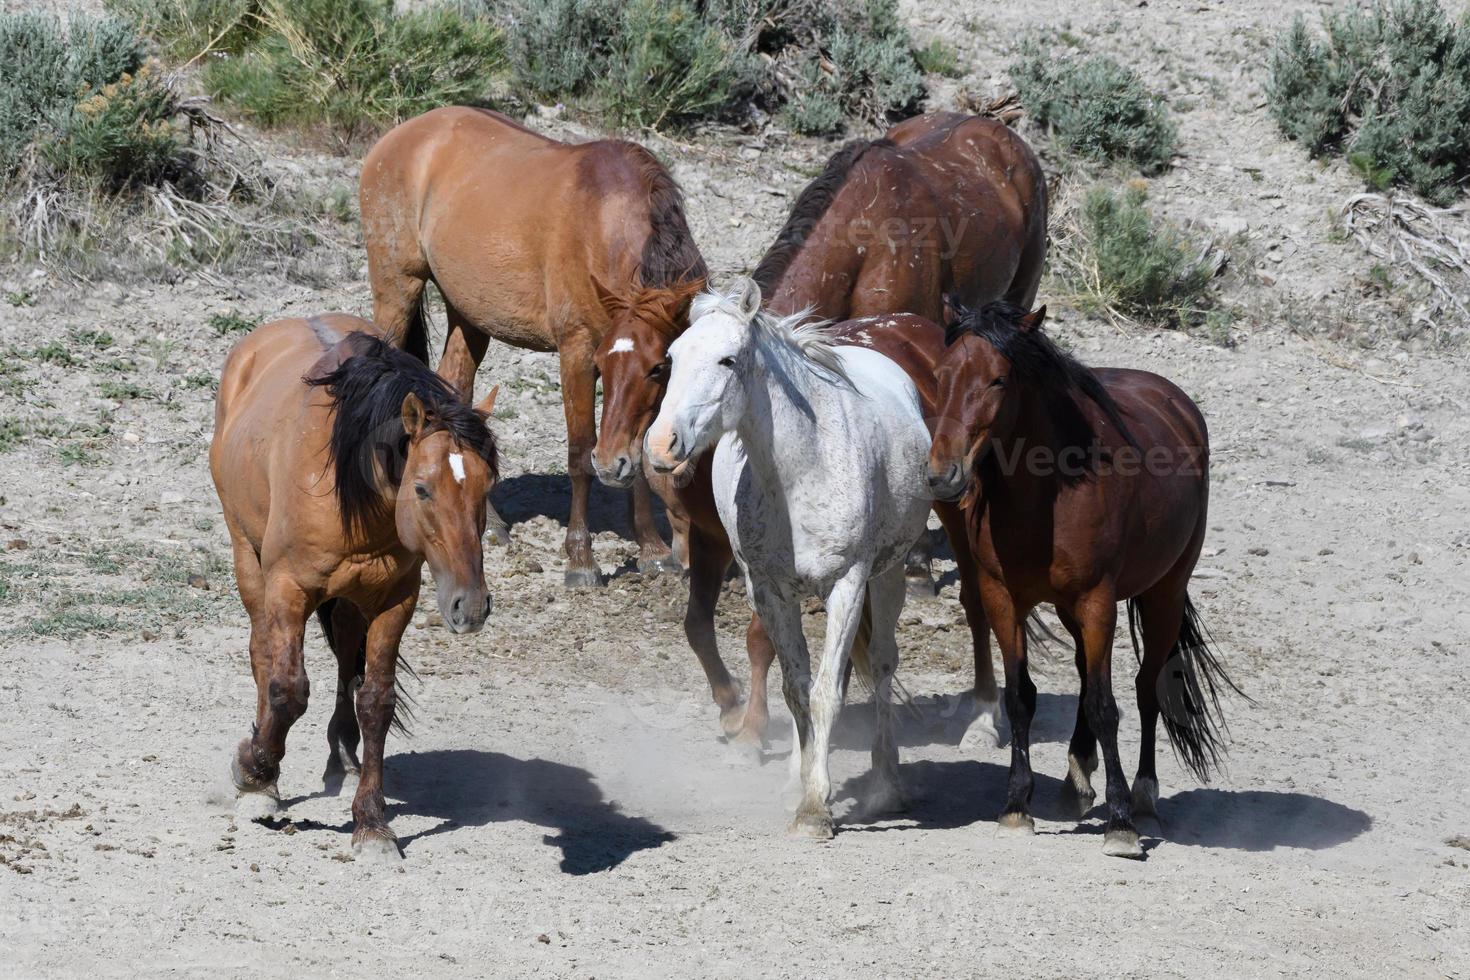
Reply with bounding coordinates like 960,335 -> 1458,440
990,376 -> 1007,389
719,356 -> 735,367
648,360 -> 668,379
414,483 -> 431,500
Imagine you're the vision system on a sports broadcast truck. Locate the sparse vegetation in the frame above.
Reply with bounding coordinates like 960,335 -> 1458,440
1055,183 -> 1216,327
1010,42 -> 1176,173
208,311 -> 260,335
1268,0 -> 1470,205
914,39 -> 962,78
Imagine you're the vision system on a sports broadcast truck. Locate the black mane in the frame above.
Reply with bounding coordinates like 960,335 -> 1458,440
632,146 -> 708,288
948,301 -> 1139,452
751,138 -> 895,294
305,333 -> 499,536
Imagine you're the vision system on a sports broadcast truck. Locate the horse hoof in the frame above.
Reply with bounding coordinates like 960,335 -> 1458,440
717,700 -> 749,738
1103,828 -> 1145,859
486,524 -> 511,547
862,781 -> 908,817
352,831 -> 403,863
905,572 -> 937,599
996,812 -> 1035,836
637,554 -> 682,576
960,693 -> 1003,749
1061,753 -> 1097,818
723,736 -> 763,766
234,789 -> 282,823
1059,783 -> 1096,821
788,812 -> 834,841
563,567 -> 603,588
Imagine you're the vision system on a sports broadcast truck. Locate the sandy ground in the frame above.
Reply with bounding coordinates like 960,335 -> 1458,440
3,0 -> 1470,977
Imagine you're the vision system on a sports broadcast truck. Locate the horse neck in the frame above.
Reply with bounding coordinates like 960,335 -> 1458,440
735,335 -> 825,487
763,234 -> 862,320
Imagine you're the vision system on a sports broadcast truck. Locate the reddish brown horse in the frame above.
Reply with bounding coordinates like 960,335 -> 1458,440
927,301 -> 1242,858
360,107 -> 705,586
592,112 -> 1046,744
212,314 -> 499,860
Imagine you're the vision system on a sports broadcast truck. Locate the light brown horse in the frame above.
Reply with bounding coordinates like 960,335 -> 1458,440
360,106 -> 705,586
927,301 -> 1242,858
591,112 -> 1045,744
212,314 -> 499,860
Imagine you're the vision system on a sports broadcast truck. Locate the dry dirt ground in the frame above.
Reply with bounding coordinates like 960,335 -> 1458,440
2,0 -> 1470,977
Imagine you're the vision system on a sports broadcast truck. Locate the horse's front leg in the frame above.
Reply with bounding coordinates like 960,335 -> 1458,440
629,468 -> 678,574
935,500 -> 1001,747
231,578 -> 311,821
747,585 -> 811,802
351,588 -> 417,861
793,567 -> 870,840
861,563 -> 908,816
981,579 -> 1037,835
559,344 -> 602,588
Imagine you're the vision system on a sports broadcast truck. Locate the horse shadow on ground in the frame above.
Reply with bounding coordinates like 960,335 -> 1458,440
827,690 -> 1079,750
492,472 -> 674,579
283,749 -> 673,874
833,761 -> 1372,852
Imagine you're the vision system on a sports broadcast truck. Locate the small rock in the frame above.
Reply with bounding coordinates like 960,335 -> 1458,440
141,629 -> 159,642
522,560 -> 543,574
187,573 -> 210,590
123,431 -> 140,445
6,538 -> 27,551
1247,547 -> 1269,557
1255,269 -> 1276,286
536,934 -> 551,945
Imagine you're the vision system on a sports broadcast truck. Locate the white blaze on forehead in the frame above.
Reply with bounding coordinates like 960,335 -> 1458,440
447,452 -> 466,484
609,337 -> 636,354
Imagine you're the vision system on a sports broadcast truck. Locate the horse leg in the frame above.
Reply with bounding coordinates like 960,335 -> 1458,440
319,599 -> 368,795
1056,609 -> 1098,819
748,586 -> 811,805
351,588 -> 417,861
902,528 -> 936,598
683,527 -> 743,736
983,580 -> 1036,835
937,500 -> 1000,748
558,342 -> 602,588
436,301 -> 487,399
629,470 -> 678,574
1077,588 -> 1143,858
1129,583 -> 1189,829
861,563 -> 907,816
231,578 -> 311,821
793,567 -> 869,840
736,613 -> 775,746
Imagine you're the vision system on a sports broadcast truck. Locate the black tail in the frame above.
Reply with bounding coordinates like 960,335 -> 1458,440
316,598 -> 416,738
1127,594 -> 1246,782
401,289 -> 432,367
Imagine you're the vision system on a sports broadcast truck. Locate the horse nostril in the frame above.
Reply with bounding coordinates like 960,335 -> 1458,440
615,455 -> 631,479
450,595 -> 465,621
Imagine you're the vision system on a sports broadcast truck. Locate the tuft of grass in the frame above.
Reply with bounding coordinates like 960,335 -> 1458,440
209,310 -> 259,335
1062,184 -> 1215,327
1268,0 -> 1470,205
199,0 -> 506,142
914,38 -> 962,77
32,341 -> 77,366
1010,42 -> 1176,173
0,418 -> 25,452
99,379 -> 151,400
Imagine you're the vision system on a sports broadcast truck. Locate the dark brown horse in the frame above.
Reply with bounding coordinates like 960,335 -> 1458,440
927,301 -> 1242,858
212,314 -> 499,860
360,106 -> 705,586
591,113 -> 1045,745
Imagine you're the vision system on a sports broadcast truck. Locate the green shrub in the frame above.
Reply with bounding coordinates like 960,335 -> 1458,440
201,0 -> 505,139
104,0 -> 259,60
502,0 -> 619,101
1010,44 -> 1176,173
42,62 -> 186,191
598,0 -> 747,129
780,0 -> 924,134
0,12 -> 151,179
915,39 -> 962,78
1267,0 -> 1470,205
1073,184 -> 1213,325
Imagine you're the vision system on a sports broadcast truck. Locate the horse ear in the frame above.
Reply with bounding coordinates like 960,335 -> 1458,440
665,277 -> 706,320
941,293 -> 961,328
591,276 -> 628,318
1019,305 -> 1047,332
734,276 -> 761,320
401,392 -> 427,439
475,384 -> 499,419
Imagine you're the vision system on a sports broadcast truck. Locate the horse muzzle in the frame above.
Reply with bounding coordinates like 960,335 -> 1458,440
926,460 -> 967,501
441,587 -> 492,634
593,449 -> 638,489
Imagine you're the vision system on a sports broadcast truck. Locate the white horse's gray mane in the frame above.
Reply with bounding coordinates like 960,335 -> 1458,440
692,277 -> 851,384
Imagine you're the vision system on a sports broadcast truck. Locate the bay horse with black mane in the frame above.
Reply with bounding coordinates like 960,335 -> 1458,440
927,301 -> 1244,858
211,314 -> 499,860
592,112 -> 1046,746
361,106 -> 705,587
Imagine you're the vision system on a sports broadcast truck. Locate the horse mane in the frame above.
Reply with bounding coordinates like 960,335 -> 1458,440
629,145 -> 708,289
751,138 -> 896,294
947,301 -> 1139,450
691,278 -> 851,385
305,333 -> 499,536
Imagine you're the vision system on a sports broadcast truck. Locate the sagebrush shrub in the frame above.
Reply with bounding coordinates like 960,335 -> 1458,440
104,0 -> 259,60
201,0 -> 504,139
1077,184 -> 1213,325
1268,0 -> 1470,205
599,0 -> 748,129
1010,44 -> 1176,173
43,61 -> 186,191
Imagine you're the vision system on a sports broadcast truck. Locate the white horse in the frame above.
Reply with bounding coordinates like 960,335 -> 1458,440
646,277 -> 933,839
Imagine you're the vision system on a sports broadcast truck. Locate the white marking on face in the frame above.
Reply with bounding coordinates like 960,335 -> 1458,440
609,337 -> 636,354
448,452 -> 466,484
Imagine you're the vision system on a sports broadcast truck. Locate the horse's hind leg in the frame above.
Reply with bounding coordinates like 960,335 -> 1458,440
557,338 -> 603,587
1129,583 -> 1189,828
231,577 -> 311,822
318,599 -> 368,795
1057,609 -> 1098,819
861,564 -> 908,817
902,529 -> 936,598
1076,587 -> 1143,859
738,613 -> 776,747
682,528 -> 744,737
351,589 -> 417,862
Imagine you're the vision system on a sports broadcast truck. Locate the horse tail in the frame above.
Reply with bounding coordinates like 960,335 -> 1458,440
1127,593 -> 1245,782
401,288 -> 432,366
315,598 -> 417,737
